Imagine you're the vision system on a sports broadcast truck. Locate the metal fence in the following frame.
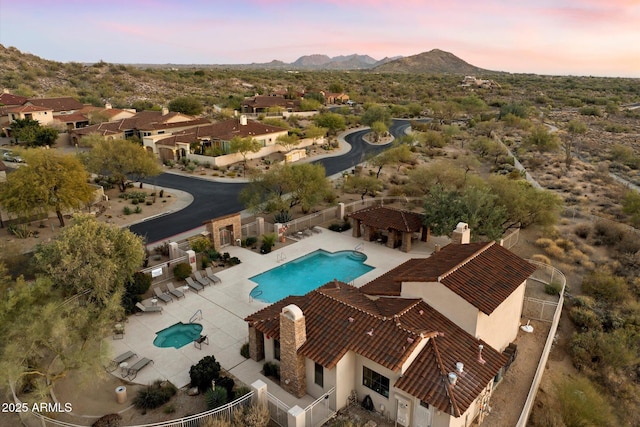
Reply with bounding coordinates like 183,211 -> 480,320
304,387 -> 336,427
522,297 -> 558,322
139,254 -> 188,283
267,391 -> 290,426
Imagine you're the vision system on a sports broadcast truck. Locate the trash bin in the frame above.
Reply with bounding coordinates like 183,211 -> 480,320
115,386 -> 127,404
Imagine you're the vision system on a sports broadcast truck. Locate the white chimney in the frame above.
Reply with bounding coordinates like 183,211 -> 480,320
104,102 -> 112,110
456,362 -> 464,373
448,372 -> 458,385
452,222 -> 470,244
162,107 -> 169,116
240,115 -> 247,126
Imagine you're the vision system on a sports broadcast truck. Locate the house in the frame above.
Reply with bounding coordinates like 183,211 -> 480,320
241,95 -> 301,114
321,91 -> 350,104
2,105 -> 54,127
245,223 -> 536,427
149,116 -> 288,162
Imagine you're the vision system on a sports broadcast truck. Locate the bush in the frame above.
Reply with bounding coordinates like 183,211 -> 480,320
582,268 -> 629,303
569,306 -> 601,330
92,414 -> 122,427
232,403 -> 270,427
245,236 -> 258,247
263,361 -> 280,380
240,342 -> 250,358
593,221 -> 625,246
190,355 -> 221,392
328,222 -> 351,232
274,210 -> 292,223
556,376 -> 615,426
190,236 -> 211,253
260,233 -> 277,254
133,380 -> 177,410
545,281 -> 563,295
123,206 -> 132,215
173,262 -> 192,280
134,206 -> 142,214
216,376 -> 235,400
574,223 -> 591,238
204,386 -> 228,410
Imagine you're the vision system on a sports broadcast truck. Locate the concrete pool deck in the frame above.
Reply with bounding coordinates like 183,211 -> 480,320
106,228 -> 450,408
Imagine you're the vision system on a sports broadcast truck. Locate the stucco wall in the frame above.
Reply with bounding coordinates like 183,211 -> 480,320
475,282 -> 526,351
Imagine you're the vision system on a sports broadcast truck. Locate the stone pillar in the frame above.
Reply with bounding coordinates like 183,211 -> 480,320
257,217 -> 265,236
168,241 -> 180,259
280,305 -> 307,397
363,225 -> 374,242
287,405 -> 305,427
451,222 -> 470,245
386,230 -> 396,249
248,326 -> 265,361
401,232 -> 411,253
336,202 -> 345,220
350,218 -> 361,238
251,379 -> 267,407
187,250 -> 198,272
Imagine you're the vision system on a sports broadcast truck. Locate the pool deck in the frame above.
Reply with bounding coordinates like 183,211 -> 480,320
106,228 -> 450,409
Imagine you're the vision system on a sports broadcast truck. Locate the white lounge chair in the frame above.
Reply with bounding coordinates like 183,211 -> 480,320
185,277 -> 203,293
153,287 -> 172,304
193,271 -> 211,287
205,267 -> 222,284
167,282 -> 184,299
135,302 -> 162,314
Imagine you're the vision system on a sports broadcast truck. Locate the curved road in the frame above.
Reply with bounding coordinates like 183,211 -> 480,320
130,119 -> 412,244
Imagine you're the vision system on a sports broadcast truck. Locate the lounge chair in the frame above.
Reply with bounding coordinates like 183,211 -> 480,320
135,302 -> 163,314
124,357 -> 154,380
205,267 -> 222,284
185,277 -> 203,293
193,271 -> 211,287
167,282 -> 185,299
303,228 -> 313,237
153,287 -> 172,304
312,226 -> 322,234
194,335 -> 209,350
108,350 -> 137,372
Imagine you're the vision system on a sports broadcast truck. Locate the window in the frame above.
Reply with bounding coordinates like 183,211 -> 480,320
363,366 -> 389,398
420,400 -> 429,409
314,362 -> 324,387
274,339 -> 280,361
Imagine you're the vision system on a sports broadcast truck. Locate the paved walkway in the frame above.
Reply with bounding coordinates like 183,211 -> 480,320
107,229 -> 450,409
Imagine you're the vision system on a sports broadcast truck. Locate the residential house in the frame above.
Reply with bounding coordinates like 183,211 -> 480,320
245,224 -> 536,427
241,95 -> 301,114
321,91 -> 350,104
2,105 -> 54,127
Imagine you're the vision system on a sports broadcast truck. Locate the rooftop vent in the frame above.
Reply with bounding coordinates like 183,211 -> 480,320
448,372 -> 457,385
456,362 -> 464,373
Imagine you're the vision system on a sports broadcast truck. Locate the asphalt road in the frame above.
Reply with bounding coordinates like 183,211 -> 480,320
130,119 -> 413,244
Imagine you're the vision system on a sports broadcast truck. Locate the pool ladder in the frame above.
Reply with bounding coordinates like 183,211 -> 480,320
189,309 -> 202,323
277,252 -> 287,263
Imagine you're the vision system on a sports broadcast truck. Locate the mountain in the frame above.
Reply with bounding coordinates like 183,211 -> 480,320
373,49 -> 493,74
291,54 -> 380,70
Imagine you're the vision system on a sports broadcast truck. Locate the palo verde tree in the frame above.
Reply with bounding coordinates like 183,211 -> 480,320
0,149 -> 94,227
82,138 -> 161,192
343,174 -> 384,202
369,144 -> 413,178
313,112 -> 346,135
168,96 -> 203,115
229,136 -> 261,175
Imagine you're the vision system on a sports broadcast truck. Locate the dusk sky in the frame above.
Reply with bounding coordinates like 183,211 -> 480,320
1,0 -> 639,77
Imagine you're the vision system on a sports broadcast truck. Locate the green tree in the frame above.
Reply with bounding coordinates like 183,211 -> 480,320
299,98 -> 322,111
314,112 -> 346,135
168,96 -> 203,115
0,150 -> 94,226
370,144 -> 413,178
369,121 -> 388,142
11,117 -> 42,145
276,134 -> 300,153
343,174 -> 384,201
328,82 -> 344,93
361,105 -> 391,127
526,125 -> 559,152
82,138 -> 161,192
33,215 -> 146,304
564,119 -> 587,169
229,136 -> 261,175
304,125 -> 327,143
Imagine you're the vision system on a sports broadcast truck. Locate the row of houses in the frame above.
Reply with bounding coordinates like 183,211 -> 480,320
245,223 -> 535,427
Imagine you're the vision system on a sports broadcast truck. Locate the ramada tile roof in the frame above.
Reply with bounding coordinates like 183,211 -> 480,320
361,241 -> 537,315
159,118 -> 287,145
245,282 -> 505,416
242,95 -> 300,110
0,93 -> 28,106
26,97 -> 84,112
347,206 -> 424,233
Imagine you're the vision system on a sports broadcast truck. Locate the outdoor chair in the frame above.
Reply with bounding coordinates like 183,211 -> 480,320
135,302 -> 163,314
123,357 -> 154,380
205,267 -> 222,284
153,287 -> 172,304
107,350 -> 137,372
194,335 -> 209,350
312,226 -> 322,234
185,277 -> 203,293
303,228 -> 313,237
193,271 -> 211,287
167,282 -> 185,299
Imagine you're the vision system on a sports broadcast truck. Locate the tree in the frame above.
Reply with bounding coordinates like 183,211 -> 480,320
168,96 -> 203,115
0,150 -> 94,226
622,190 -> 640,227
526,125 -> 559,152
34,126 -> 59,147
343,175 -> 384,202
564,119 -> 587,169
229,136 -> 261,175
34,215 -> 145,303
276,134 -> 300,153
370,144 -> 413,178
304,125 -> 327,143
10,117 -> 40,144
314,112 -> 346,135
361,104 -> 391,128
369,121 -> 388,142
82,138 -> 161,192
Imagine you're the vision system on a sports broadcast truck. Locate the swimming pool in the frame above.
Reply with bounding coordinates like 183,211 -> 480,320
153,322 -> 203,349
249,249 -> 374,303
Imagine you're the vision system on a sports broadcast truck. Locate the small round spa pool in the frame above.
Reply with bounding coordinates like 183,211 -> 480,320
153,322 -> 203,349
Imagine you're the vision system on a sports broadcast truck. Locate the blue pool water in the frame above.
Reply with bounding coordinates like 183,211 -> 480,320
249,249 -> 374,303
153,322 -> 203,349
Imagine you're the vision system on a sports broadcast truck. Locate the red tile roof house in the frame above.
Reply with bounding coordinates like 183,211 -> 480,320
241,95 -> 301,114
245,223 -> 536,427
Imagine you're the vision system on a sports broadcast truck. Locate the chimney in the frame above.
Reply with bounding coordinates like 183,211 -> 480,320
240,115 -> 248,126
104,102 -> 112,110
451,222 -> 470,244
279,305 -> 307,397
162,107 -> 169,116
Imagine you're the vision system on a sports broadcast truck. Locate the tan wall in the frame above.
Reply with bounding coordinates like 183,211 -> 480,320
401,281 -> 479,338
354,354 -> 401,420
476,282 -> 526,351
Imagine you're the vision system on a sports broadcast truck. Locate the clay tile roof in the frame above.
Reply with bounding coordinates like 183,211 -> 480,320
26,97 -> 84,112
5,105 -> 52,113
0,93 -> 28,106
347,206 -> 424,233
241,95 -> 300,110
171,118 -> 286,141
70,121 -> 122,137
394,302 -> 507,416
54,113 -> 89,123
362,242 -> 537,315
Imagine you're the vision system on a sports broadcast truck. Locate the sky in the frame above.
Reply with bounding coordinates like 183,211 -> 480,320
1,0 -> 639,78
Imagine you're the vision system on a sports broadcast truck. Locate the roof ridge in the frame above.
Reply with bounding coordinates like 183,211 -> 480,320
317,287 -> 385,321
438,241 -> 495,282
432,337 -> 462,417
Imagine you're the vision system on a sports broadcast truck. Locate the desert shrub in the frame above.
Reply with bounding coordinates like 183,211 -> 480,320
328,222 -> 351,232
240,342 -> 250,358
569,306 -> 602,330
545,281 -> 563,296
263,361 -> 280,380
567,248 -> 590,265
582,268 -> 629,303
260,233 -> 277,254
543,243 -> 565,259
234,386 -> 251,398
593,221 -> 625,246
134,206 -> 142,214
232,403 -> 270,427
534,238 -> 554,248
530,254 -> 551,265
572,295 -> 596,309
173,262 -> 192,280
92,413 -> 122,427
123,206 -> 132,215
554,238 -> 575,251
274,210 -> 292,223
133,380 -> 177,410
245,236 -> 258,247
579,105 -> 602,116
190,236 -> 211,253
556,376 -> 616,427
574,223 -> 592,239
216,376 -> 235,400
205,386 -> 228,409
190,355 -> 221,392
